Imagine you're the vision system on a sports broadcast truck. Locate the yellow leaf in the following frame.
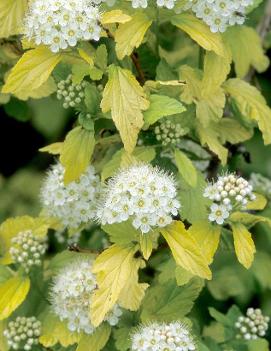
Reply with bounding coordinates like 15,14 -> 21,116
90,244 -> 145,326
118,258 -> 149,311
247,193 -> 267,211
101,10 -> 131,24
202,51 -> 231,96
138,233 -> 153,260
0,275 -> 30,320
76,324 -> 111,351
39,142 -> 63,155
39,309 -> 81,347
60,126 -> 95,184
171,13 -> 226,57
0,0 -> 28,38
174,149 -> 197,187
15,77 -> 57,100
224,78 -> 271,145
101,65 -> 149,153
78,48 -> 94,65
115,13 -> 152,59
160,221 -> 212,280
0,216 -> 50,265
188,221 -> 221,264
2,46 -> 61,96
223,26 -> 269,78
231,223 -> 256,269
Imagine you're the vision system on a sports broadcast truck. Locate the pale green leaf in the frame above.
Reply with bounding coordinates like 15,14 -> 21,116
102,220 -> 138,246
160,221 -> 212,279
143,94 -> 186,125
101,65 -> 149,153
174,148 -> 197,187
115,13 -> 152,60
101,10 -> 131,24
76,324 -> 111,351
0,0 -> 28,38
60,126 -> 95,184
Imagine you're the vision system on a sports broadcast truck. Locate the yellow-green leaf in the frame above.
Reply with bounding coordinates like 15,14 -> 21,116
223,26 -> 269,78
160,221 -> 212,280
101,10 -> 131,24
115,13 -> 152,60
0,275 -> 30,320
39,309 -> 81,347
174,149 -> 197,187
0,320 -> 8,351
230,212 -> 271,228
2,46 -> 61,96
247,193 -> 267,210
60,126 -> 95,184
90,244 -> 145,326
0,0 -> 28,38
39,142 -> 63,155
224,78 -> 271,145
188,221 -> 221,264
231,223 -> 256,269
76,324 -> 111,351
101,65 -> 149,153
171,13 -> 226,56
139,233 -> 153,260
15,76 -> 57,100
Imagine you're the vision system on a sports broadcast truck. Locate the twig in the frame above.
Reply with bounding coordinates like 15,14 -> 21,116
245,0 -> 271,81
104,27 -> 146,85
68,243 -> 101,254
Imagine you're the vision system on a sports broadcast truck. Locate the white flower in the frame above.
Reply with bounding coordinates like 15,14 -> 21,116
40,162 -> 101,228
131,322 -> 196,351
96,164 -> 180,233
132,0 -> 148,8
208,203 -> 229,225
24,0 -> 101,53
235,308 -> 270,340
9,230 -> 47,273
50,259 -> 122,334
4,316 -> 41,351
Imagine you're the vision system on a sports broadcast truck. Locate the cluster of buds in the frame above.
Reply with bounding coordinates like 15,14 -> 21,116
204,173 -> 255,225
4,316 -> 41,350
235,308 -> 269,340
9,230 -> 47,273
154,120 -> 188,146
56,75 -> 86,109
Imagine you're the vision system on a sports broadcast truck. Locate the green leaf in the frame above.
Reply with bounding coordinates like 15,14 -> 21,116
90,244 -> 147,326
95,44 -> 108,71
230,222 -> 256,269
0,0 -> 28,38
76,324 -> 111,351
102,220 -> 138,246
0,265 -> 12,284
251,252 -> 271,289
247,338 -> 269,351
0,275 -> 30,320
143,94 -> 186,125
178,171 -> 211,223
188,221 -> 221,264
209,307 -> 233,327
2,46 -> 61,97
160,221 -> 212,279
141,278 -> 203,322
101,65 -> 149,153
223,26 -> 269,78
224,78 -> 271,145
171,13 -> 226,56
0,320 -> 8,351
84,83 -> 100,115
89,66 -> 103,81
230,212 -> 271,227
174,149 -> 197,187
115,13 -> 152,60
60,126 -> 95,184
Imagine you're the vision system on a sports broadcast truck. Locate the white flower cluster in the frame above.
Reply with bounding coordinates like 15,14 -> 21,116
96,164 -> 180,233
204,173 -> 255,225
131,322 -> 196,351
50,259 -> 122,334
9,230 -> 47,273
57,75 -> 87,109
250,173 -> 271,200
4,316 -> 41,351
24,0 -> 101,53
235,308 -> 270,340
40,162 -> 101,228
131,0 -> 177,8
154,120 -> 188,146
184,0 -> 252,33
